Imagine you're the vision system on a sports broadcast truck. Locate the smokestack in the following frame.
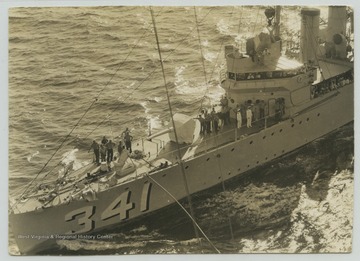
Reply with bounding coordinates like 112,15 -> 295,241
300,8 -> 320,64
327,6 -> 348,59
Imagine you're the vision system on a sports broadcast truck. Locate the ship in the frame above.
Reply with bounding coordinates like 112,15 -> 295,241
9,6 -> 354,254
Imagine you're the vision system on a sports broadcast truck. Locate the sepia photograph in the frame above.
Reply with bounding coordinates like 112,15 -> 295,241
6,0 -> 355,257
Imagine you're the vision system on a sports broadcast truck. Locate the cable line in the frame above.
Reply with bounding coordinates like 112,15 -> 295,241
149,5 -> 201,245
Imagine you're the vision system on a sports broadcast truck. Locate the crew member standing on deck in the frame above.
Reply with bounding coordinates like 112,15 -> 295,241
123,129 -> 133,153
101,136 -> 108,145
117,140 -> 124,156
211,107 -> 219,134
106,140 -> 115,162
88,140 -> 100,165
100,143 -> 106,162
237,109 -> 242,128
246,107 -> 253,128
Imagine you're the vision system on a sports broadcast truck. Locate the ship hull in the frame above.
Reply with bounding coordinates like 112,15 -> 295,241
10,82 -> 353,254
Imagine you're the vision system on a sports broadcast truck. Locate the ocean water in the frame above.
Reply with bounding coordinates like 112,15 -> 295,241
8,6 -> 353,255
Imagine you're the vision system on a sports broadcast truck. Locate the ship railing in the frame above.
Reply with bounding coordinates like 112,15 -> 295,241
117,111 -> 286,183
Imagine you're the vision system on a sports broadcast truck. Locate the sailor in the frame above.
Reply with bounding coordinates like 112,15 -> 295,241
199,110 -> 206,135
254,100 -> 260,121
211,107 -> 219,134
101,136 -> 108,145
236,109 -> 242,128
225,105 -> 231,125
124,130 -> 133,153
246,107 -> 253,128
259,100 -> 265,119
204,110 -> 212,134
99,143 -> 107,162
117,140 -> 124,155
88,140 -> 100,165
220,95 -> 228,108
122,127 -> 130,137
106,140 -> 115,162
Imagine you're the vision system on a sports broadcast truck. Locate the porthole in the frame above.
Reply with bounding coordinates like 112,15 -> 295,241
263,136 -> 266,139
282,150 -> 285,153
299,121 -> 302,125
206,157 -> 210,161
271,132 -> 274,136
228,171 -> 231,176
291,124 -> 294,128
250,141 -> 253,144
274,154 -> 277,157
217,154 -> 221,158
218,176 -> 221,180
265,157 -> 268,160
256,161 -> 259,164
279,129 -> 283,133
185,166 -> 189,169
231,148 -> 235,152
238,168 -> 241,171
307,118 -> 310,121
125,187 -> 130,190
317,113 -> 320,117
162,173 -> 167,177
247,164 -> 250,168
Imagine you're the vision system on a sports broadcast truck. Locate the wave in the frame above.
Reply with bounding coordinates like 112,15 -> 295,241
238,170 -> 353,253
26,151 -> 39,162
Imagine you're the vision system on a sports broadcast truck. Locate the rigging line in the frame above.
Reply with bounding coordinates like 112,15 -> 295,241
92,6 -> 166,100
198,7 -> 236,112
82,7 -> 217,140
229,6 -> 247,85
150,5 -> 201,244
10,7 -> 168,208
236,6 -> 244,47
194,7 -> 208,111
9,97 -> 98,211
144,172 -> 221,254
212,131 -> 234,240
252,8 -> 261,35
208,7 -> 236,83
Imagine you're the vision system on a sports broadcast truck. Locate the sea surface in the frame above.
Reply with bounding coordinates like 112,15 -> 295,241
8,6 -> 353,255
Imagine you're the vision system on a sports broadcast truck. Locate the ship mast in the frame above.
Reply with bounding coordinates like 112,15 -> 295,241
274,6 -> 281,38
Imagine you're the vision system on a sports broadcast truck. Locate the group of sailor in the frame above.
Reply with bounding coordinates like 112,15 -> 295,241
235,99 -> 270,129
311,69 -> 353,99
88,128 -> 133,165
232,66 -> 308,81
198,97 -> 272,135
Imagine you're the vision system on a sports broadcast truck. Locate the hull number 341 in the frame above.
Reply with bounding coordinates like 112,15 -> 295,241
65,183 -> 152,234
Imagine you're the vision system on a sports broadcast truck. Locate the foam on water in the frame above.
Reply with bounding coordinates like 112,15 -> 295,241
26,151 -> 39,162
238,169 -> 353,253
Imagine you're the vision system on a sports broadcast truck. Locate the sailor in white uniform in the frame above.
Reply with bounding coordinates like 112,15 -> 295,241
237,109 -> 242,128
246,107 -> 253,128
